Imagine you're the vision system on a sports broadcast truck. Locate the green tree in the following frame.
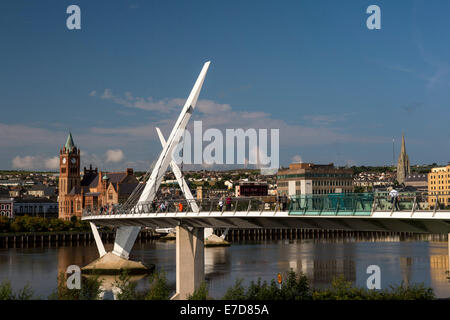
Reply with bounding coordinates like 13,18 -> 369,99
245,278 -> 280,300
311,276 -> 435,300
114,272 -> 140,300
0,216 -> 11,232
222,279 -> 246,300
187,282 -> 210,300
48,272 -> 102,300
145,270 -> 171,300
48,218 -> 65,232
0,280 -> 34,300
279,270 -> 311,300
10,216 -> 26,232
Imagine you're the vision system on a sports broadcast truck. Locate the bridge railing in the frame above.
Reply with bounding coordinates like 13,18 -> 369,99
81,192 -> 450,217
82,196 -> 281,217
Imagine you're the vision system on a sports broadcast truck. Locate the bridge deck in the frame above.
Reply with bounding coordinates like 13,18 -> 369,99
82,210 -> 450,233
81,194 -> 450,232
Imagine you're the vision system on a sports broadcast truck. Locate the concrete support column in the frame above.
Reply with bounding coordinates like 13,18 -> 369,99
89,222 -> 106,258
112,226 -> 141,260
171,226 -> 204,300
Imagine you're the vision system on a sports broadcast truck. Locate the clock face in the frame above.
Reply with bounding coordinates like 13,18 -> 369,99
71,158 -> 76,164
62,157 -> 66,164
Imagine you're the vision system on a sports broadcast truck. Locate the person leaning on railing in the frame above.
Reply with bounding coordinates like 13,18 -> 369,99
280,195 -> 288,211
226,196 -> 232,211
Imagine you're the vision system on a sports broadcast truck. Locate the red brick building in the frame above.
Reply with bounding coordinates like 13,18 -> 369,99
58,133 -> 138,220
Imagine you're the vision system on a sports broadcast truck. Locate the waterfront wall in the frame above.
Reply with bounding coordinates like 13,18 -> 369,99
213,228 -> 449,242
0,230 -> 156,248
1,228 -> 447,248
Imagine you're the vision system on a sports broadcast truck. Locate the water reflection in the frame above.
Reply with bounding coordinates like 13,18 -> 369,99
0,235 -> 448,299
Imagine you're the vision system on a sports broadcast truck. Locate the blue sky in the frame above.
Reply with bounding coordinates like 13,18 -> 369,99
1,0 -> 450,171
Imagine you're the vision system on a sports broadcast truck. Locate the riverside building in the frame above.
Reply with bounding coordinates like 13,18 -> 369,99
58,133 -> 139,220
428,164 -> 450,208
276,163 -> 354,197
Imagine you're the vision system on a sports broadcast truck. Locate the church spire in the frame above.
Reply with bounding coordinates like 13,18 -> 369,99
65,132 -> 76,152
397,133 -> 410,184
401,133 -> 406,154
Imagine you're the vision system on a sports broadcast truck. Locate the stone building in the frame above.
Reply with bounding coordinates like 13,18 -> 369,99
404,174 -> 427,192
396,134 -> 411,184
13,197 -> 58,218
58,133 -> 139,220
0,198 -> 14,218
428,164 -> 450,208
276,162 -> 353,197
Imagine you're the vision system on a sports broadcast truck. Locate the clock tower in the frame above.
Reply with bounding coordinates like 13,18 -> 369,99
59,132 -> 81,219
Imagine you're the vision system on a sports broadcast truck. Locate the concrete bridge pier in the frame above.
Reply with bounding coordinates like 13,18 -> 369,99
112,226 -> 141,259
82,225 -> 149,274
171,225 -> 205,300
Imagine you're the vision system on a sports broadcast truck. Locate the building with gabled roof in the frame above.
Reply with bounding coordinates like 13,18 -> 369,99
58,133 -> 139,220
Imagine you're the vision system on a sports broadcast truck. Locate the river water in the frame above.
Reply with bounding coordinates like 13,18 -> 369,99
0,235 -> 449,299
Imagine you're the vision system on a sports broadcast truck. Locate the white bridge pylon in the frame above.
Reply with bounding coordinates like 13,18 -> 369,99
155,127 -> 199,213
136,61 -> 211,207
110,62 -> 211,260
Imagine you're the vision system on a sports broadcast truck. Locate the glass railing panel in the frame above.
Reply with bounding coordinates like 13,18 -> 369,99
374,197 -> 392,211
396,195 -> 414,211
235,199 -> 249,212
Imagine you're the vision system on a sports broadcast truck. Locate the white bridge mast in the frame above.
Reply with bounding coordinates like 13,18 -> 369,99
136,61 -> 210,207
156,127 -> 199,213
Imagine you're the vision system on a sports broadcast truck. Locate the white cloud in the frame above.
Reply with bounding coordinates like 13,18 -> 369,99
12,155 -> 60,170
98,89 -> 182,113
196,100 -> 231,114
45,157 -> 59,170
92,89 -> 382,147
90,94 -> 387,149
96,90 -> 234,115
89,90 -> 97,96
12,156 -> 36,169
302,113 -> 354,126
105,149 -> 124,163
292,155 -> 303,163
101,89 -> 113,99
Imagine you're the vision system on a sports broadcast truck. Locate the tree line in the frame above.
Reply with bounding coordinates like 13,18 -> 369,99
0,215 -> 90,234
